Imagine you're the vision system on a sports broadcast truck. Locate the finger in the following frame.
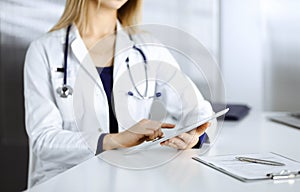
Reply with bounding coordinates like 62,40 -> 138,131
178,133 -> 195,144
141,129 -> 155,136
160,139 -> 171,146
160,123 -> 175,129
160,140 -> 167,145
195,126 -> 207,135
127,128 -> 154,136
199,122 -> 211,129
188,129 -> 196,135
153,130 -> 160,140
169,137 -> 188,149
147,129 -> 162,140
147,133 -> 156,140
193,122 -> 211,135
139,119 -> 161,130
179,133 -> 199,148
145,136 -> 153,141
161,133 -> 194,149
157,129 -> 164,138
204,122 -> 211,127
164,142 -> 177,149
167,142 -> 178,149
161,140 -> 178,149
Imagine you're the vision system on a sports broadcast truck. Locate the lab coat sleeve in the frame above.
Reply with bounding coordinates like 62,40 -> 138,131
24,40 -> 96,166
154,46 -> 214,127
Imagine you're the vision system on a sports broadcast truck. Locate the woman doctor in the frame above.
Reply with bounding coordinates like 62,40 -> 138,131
24,0 -> 213,187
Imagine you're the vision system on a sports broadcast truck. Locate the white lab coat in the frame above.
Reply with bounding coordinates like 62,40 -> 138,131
24,22 -> 213,187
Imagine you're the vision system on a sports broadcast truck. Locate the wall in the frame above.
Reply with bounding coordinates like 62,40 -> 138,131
221,0 -> 300,112
0,1 -> 65,190
142,0 -> 222,102
220,0 -> 263,110
262,0 -> 300,111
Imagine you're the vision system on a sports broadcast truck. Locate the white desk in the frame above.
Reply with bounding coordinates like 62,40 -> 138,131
28,111 -> 300,192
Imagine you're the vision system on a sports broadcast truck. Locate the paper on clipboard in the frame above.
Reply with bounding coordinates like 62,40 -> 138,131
192,152 -> 300,182
124,108 -> 229,154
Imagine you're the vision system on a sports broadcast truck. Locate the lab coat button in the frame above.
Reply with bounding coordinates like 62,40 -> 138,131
98,128 -> 102,132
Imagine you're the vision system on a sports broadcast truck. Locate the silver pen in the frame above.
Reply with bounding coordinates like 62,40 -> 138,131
236,156 -> 285,166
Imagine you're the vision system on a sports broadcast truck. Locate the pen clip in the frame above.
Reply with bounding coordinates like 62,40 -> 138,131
266,170 -> 300,180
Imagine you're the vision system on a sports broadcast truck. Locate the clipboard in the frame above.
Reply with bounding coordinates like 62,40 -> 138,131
125,108 -> 229,154
192,152 -> 300,182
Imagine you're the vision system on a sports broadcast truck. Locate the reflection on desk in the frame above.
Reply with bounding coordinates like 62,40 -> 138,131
28,111 -> 300,192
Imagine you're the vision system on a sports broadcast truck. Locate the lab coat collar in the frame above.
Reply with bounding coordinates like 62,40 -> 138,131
59,23 -> 80,44
66,21 -> 134,64
68,24 -> 88,64
69,24 -> 102,94
62,21 -> 135,90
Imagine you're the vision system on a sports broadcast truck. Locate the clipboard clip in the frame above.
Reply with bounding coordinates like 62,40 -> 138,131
266,170 -> 300,180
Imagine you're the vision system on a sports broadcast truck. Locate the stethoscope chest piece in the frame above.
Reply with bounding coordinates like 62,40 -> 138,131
56,85 -> 73,98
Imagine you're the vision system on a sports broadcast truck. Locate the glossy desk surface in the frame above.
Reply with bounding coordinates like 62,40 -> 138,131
28,111 -> 300,192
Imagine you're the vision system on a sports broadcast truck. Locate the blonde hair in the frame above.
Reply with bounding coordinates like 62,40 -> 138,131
50,0 -> 142,33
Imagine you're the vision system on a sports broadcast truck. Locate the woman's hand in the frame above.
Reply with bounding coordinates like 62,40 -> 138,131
103,119 -> 175,150
160,122 -> 210,150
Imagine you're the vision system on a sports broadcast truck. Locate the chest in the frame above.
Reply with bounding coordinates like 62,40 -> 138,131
84,35 -> 116,68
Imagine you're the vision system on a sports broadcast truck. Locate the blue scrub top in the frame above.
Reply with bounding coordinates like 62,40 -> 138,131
96,66 -> 119,134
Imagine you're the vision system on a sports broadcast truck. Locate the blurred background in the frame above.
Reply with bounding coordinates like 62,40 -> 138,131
0,0 -> 299,191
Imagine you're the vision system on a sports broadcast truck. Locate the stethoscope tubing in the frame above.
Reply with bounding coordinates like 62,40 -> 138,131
126,45 -> 149,99
63,25 -> 72,85
58,24 -> 161,100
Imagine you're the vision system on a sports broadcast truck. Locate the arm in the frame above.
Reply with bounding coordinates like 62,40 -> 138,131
96,120 -> 175,153
24,40 -> 96,165
25,41 -> 175,160
152,46 -> 214,149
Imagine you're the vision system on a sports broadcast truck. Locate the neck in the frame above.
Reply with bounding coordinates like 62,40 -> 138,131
82,2 -> 117,38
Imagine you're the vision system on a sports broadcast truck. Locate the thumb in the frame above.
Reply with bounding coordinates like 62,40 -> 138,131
195,122 -> 211,134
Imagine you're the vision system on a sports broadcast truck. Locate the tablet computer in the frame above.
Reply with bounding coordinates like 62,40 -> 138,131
125,108 -> 229,154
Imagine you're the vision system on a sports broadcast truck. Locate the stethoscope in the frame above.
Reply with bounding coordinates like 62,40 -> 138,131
56,25 -> 73,98
57,25 -> 162,100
